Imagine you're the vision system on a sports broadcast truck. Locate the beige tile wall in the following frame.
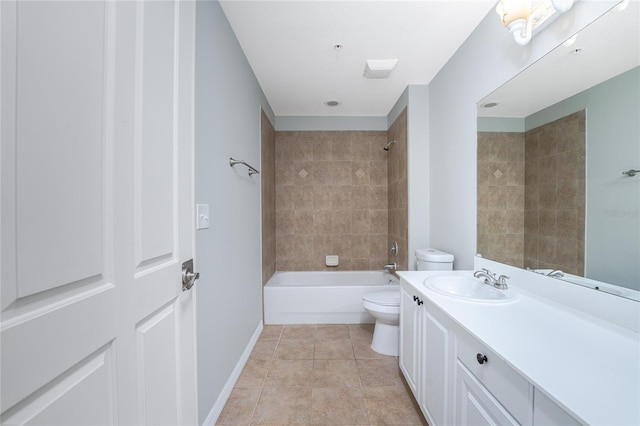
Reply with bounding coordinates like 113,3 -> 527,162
275,131 -> 389,271
477,131 -> 526,268
261,110 -> 276,285
524,110 -> 585,275
387,109 -> 408,270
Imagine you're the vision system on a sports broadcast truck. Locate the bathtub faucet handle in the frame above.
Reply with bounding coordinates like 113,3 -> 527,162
383,263 -> 397,271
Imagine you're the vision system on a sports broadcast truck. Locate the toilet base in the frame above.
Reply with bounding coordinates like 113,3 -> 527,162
370,322 -> 399,356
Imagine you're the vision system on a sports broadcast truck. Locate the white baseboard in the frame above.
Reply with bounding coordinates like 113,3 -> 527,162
202,321 -> 264,426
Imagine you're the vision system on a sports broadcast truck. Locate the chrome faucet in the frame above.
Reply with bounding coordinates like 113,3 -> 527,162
383,263 -> 397,271
473,268 -> 509,290
474,269 -> 496,285
546,270 -> 564,278
495,274 -> 509,290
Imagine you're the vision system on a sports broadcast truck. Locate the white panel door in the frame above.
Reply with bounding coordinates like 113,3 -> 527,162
1,1 -> 197,424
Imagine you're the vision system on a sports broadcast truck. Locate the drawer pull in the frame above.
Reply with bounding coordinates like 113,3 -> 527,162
476,353 -> 488,365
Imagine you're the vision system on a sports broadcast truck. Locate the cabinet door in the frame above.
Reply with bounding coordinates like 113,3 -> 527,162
422,304 -> 455,426
456,361 -> 519,426
399,284 -> 421,394
533,388 -> 582,426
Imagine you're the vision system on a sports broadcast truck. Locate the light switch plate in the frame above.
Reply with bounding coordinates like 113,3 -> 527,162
196,204 -> 210,230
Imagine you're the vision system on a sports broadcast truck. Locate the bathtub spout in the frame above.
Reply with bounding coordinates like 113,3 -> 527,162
383,263 -> 397,271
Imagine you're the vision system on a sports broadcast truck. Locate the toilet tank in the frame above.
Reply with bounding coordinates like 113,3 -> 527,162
415,249 -> 454,271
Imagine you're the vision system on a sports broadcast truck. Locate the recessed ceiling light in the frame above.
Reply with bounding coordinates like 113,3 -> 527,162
325,100 -> 341,107
482,102 -> 499,108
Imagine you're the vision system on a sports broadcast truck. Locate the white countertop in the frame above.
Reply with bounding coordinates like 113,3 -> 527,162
397,270 -> 640,426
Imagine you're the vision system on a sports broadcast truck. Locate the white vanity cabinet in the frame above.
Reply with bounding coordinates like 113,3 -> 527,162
399,282 -> 455,426
533,389 -> 582,426
455,361 -> 520,425
455,328 -> 533,425
399,278 -> 584,426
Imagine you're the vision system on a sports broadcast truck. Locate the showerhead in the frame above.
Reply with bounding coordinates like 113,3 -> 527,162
383,140 -> 396,151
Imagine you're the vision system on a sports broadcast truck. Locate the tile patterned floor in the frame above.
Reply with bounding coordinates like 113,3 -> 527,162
216,324 -> 427,425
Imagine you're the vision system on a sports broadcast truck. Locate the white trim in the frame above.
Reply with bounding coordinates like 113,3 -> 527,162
202,321 -> 264,426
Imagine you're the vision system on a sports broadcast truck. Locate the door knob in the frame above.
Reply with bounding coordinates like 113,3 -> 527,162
182,259 -> 200,291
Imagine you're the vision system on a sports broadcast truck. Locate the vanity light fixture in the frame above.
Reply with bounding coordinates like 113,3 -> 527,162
496,0 -> 576,45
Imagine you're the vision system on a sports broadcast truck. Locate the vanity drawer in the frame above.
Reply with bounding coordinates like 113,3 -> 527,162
457,329 -> 533,425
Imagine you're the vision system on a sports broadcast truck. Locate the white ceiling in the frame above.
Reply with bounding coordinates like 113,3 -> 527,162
219,0 -> 496,117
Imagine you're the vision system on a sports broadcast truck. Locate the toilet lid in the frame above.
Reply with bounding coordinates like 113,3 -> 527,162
362,290 -> 400,306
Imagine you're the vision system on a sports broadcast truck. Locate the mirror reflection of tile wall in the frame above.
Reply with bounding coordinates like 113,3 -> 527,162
477,110 -> 585,275
524,110 -> 585,275
477,132 -> 525,268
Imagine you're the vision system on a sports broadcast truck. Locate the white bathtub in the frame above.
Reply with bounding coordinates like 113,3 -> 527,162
264,270 -> 399,324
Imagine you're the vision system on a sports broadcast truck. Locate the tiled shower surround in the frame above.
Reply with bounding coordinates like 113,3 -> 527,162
261,110 -> 276,285
387,109 -> 408,271
477,110 -> 585,275
274,130 -> 390,271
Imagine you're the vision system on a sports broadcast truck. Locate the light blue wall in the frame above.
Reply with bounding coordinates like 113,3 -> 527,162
406,86 -> 430,268
477,117 -> 525,132
526,67 -> 639,289
426,1 -> 615,269
275,115 -> 387,131
195,1 -> 274,422
580,67 -> 639,288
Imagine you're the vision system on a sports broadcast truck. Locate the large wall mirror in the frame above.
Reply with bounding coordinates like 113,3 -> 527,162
477,2 -> 639,301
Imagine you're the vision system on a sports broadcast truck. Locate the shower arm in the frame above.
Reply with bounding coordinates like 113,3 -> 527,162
383,140 -> 396,151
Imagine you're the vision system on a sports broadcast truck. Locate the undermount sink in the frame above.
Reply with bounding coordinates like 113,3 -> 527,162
423,275 -> 518,303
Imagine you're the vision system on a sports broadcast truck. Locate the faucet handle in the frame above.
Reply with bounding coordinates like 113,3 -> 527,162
497,275 -> 510,285
482,268 -> 496,278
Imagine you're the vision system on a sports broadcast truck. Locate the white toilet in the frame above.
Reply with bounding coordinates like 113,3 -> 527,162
362,249 -> 454,356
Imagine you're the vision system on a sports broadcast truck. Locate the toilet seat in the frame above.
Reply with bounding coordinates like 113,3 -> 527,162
362,290 -> 400,307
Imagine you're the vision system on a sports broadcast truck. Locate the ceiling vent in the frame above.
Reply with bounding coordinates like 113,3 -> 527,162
363,59 -> 398,79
